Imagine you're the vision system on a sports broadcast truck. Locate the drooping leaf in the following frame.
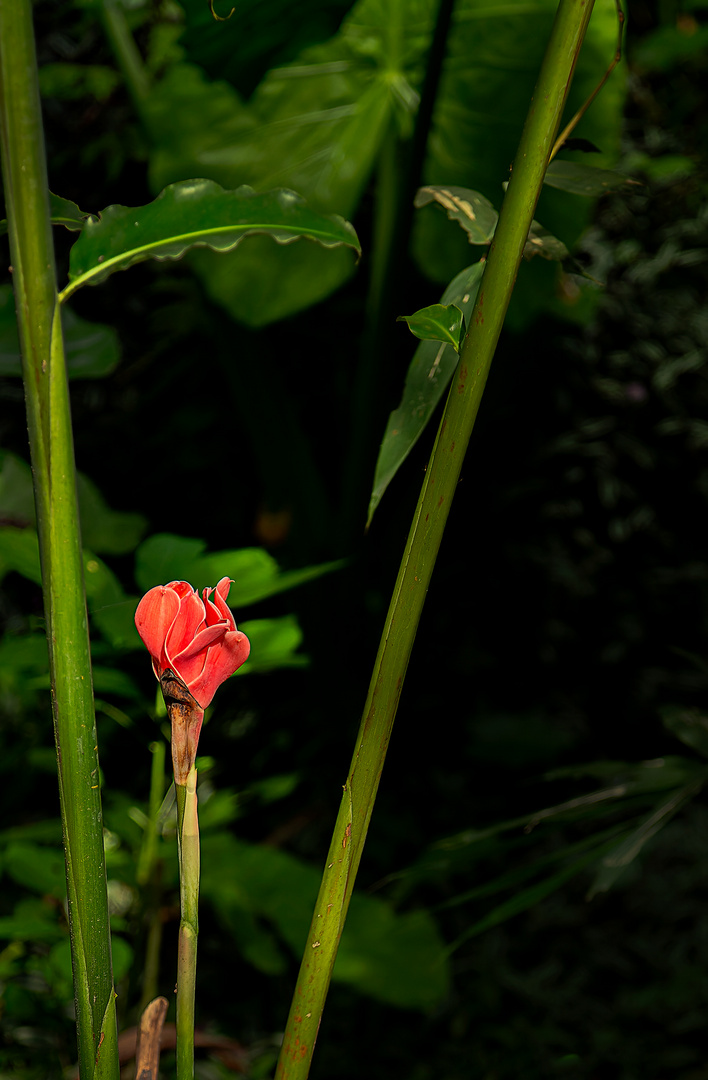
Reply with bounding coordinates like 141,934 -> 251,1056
398,303 -> 466,351
414,185 -> 498,245
544,159 -> 639,197
134,533 -> 344,606
0,286 -> 120,378
59,180 -> 360,302
367,260 -> 484,524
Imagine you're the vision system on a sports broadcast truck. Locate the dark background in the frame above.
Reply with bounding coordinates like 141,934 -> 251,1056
2,0 -> 708,1077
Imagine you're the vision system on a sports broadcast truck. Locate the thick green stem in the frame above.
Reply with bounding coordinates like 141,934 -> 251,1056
275,2 -> 595,1077
176,767 -> 200,1080
0,5 -> 117,1078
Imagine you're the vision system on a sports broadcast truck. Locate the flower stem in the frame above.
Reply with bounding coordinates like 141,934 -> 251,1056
175,766 -> 200,1080
0,4 -> 117,1077
275,2 -> 595,1077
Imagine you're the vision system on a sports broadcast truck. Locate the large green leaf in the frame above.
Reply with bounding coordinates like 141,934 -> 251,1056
134,532 -> 343,606
59,180 -> 360,302
412,0 -> 625,309
142,0 -> 432,324
368,260 -> 484,523
201,832 -> 449,1008
140,0 -> 623,326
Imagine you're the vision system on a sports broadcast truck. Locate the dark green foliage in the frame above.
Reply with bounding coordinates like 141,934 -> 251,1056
1,0 -> 707,1078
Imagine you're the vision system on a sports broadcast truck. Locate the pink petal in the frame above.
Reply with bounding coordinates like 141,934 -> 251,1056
203,578 -> 235,628
188,630 -> 251,708
164,588 -> 206,662
135,586 -> 180,663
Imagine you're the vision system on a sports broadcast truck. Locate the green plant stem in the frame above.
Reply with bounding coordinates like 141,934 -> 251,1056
0,5 -> 118,1078
99,0 -> 151,116
138,742 -> 167,1015
275,2 -> 595,1077
175,767 -> 200,1080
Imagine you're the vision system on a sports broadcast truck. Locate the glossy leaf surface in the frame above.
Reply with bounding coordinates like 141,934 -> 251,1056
60,180 -> 360,301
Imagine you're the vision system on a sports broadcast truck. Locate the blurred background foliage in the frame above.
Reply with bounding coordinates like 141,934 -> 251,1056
1,0 -> 708,1077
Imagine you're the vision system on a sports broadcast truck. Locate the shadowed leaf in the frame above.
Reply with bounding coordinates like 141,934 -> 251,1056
544,159 -> 640,196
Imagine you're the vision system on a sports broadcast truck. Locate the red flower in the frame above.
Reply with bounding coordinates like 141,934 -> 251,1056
135,578 -> 250,783
135,577 -> 250,708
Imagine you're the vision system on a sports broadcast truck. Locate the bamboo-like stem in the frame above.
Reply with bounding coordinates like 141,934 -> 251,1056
275,2 -> 596,1077
175,767 -> 200,1080
0,5 -> 118,1078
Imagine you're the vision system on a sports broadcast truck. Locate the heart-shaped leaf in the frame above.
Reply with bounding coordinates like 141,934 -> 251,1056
59,180 -> 360,301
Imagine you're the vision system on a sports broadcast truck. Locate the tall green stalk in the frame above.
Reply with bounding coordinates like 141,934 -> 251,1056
275,1 -> 596,1077
0,5 -> 118,1078
175,767 -> 200,1080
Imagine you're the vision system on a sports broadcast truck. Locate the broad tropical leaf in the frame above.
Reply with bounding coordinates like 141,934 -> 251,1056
59,180 -> 360,301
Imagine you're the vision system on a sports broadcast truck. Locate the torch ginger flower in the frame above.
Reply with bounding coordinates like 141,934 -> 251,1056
135,577 -> 250,783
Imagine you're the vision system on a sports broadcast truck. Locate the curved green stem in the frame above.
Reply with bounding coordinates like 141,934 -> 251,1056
0,5 -> 117,1078
176,767 -> 200,1080
275,2 -> 595,1077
